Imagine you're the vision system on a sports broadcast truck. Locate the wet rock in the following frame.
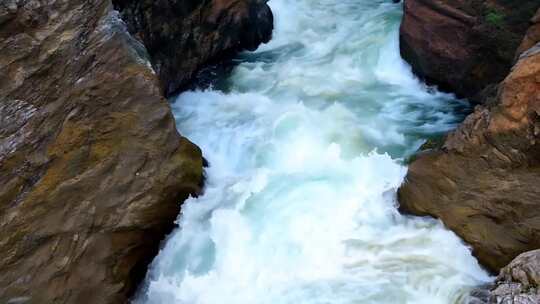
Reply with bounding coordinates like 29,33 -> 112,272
113,0 -> 274,95
399,32 -> 540,272
400,0 -> 539,101
0,0 -> 272,302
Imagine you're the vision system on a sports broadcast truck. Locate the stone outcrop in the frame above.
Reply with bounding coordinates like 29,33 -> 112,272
113,0 -> 273,95
399,8 -> 540,272
0,0 -> 272,303
400,0 -> 539,101
470,250 -> 540,303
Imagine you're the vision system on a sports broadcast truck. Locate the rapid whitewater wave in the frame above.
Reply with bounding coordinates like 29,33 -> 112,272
135,0 -> 491,303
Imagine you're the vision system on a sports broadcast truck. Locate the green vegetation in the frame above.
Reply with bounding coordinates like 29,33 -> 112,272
485,9 -> 505,28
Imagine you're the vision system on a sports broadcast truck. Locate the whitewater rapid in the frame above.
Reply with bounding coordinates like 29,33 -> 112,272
135,0 -> 491,303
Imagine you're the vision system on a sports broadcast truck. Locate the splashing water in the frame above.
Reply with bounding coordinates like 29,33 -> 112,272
135,0 -> 491,303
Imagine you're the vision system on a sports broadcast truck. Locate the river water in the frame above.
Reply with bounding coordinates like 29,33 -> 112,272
135,0 -> 491,303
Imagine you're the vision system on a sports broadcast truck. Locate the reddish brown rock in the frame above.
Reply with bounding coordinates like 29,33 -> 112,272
0,0 -> 272,303
399,40 -> 540,272
400,0 -> 539,100
113,0 -> 273,95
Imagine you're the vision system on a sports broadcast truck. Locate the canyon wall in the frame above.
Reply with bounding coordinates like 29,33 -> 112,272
113,0 -> 273,95
399,0 -> 540,273
0,0 -> 272,303
400,0 -> 538,101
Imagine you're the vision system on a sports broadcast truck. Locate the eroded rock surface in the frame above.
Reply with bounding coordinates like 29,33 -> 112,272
400,0 -> 539,100
0,1 -> 204,302
0,0 -> 272,303
399,31 -> 540,272
113,0 -> 273,95
470,250 -> 540,303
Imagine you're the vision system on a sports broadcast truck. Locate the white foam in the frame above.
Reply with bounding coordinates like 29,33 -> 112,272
135,0 -> 491,303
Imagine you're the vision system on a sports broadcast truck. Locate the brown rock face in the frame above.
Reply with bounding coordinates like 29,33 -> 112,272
399,40 -> 540,272
113,0 -> 273,95
0,1 -> 203,302
0,0 -> 272,303
400,0 -> 539,100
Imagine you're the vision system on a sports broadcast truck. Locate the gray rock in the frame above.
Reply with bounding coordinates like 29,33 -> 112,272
469,250 -> 540,304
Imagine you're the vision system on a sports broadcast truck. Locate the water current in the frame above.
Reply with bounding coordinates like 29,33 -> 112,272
136,1 -> 491,303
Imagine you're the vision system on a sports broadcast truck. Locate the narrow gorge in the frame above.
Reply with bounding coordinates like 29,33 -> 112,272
1,0 -> 540,303
136,0 -> 492,302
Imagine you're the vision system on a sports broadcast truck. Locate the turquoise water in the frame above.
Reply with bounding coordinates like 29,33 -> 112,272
135,0 -> 490,303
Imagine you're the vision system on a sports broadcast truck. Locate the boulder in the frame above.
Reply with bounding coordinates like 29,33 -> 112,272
400,0 -> 539,100
399,38 -> 540,272
113,0 -> 273,95
0,0 -> 272,302
470,250 -> 540,303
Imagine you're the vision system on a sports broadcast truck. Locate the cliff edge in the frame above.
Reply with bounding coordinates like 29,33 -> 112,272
0,0 -> 272,302
399,1 -> 540,274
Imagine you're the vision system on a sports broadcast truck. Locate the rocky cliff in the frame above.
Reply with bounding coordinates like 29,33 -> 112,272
113,0 -> 273,95
0,0 -> 272,303
400,0 -> 539,101
399,3 -> 540,273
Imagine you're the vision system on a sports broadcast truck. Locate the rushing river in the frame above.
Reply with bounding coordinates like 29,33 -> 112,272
135,0 -> 491,303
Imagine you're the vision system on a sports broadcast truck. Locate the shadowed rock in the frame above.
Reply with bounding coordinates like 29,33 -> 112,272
517,9 -> 540,58
113,0 -> 274,95
399,26 -> 540,272
400,0 -> 539,101
0,0 -> 272,303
